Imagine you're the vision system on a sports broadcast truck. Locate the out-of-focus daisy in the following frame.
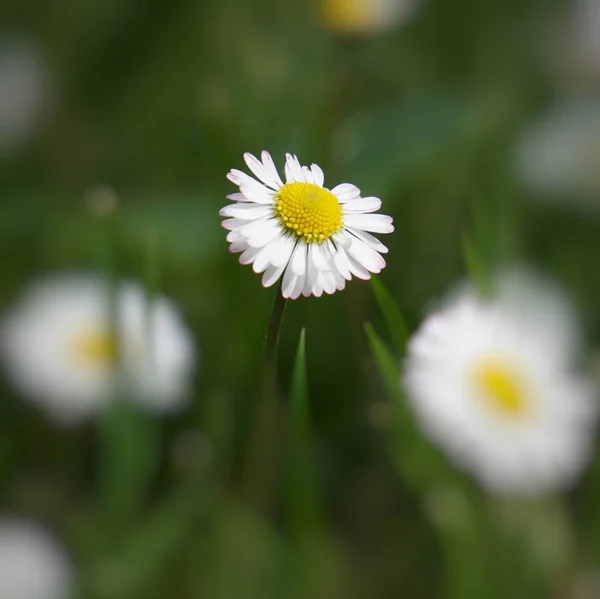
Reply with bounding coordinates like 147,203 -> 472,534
220,152 -> 394,299
1,274 -> 197,424
0,518 -> 73,599
0,37 -> 52,159
318,0 -> 418,36
403,269 -> 598,496
515,100 -> 600,207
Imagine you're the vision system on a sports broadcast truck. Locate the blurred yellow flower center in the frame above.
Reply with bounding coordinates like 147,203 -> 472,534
71,330 -> 117,368
472,359 -> 529,418
321,0 -> 378,34
274,182 -> 343,243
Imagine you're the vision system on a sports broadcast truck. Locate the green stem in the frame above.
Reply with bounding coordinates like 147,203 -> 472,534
264,279 -> 287,371
240,280 -> 287,514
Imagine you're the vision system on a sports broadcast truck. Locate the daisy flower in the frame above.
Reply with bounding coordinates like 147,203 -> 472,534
515,99 -> 600,207
0,517 -> 73,599
1,273 -> 197,424
319,0 -> 418,36
220,152 -> 394,299
403,269 -> 598,496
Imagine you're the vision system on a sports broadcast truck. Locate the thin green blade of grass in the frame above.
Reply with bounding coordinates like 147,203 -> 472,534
370,275 -> 409,356
97,401 -> 162,538
363,322 -> 456,491
462,231 -> 491,298
285,329 -> 321,542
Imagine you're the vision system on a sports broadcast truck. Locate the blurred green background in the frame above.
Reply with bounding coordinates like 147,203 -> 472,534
1,0 -> 600,597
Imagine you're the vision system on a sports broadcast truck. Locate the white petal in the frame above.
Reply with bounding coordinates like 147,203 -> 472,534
227,169 -> 262,189
226,192 -> 251,202
321,271 -> 337,295
290,274 -> 306,300
285,153 -> 306,183
333,247 -> 353,280
261,151 -> 284,187
262,264 -> 286,288
310,243 -> 330,271
239,183 -> 275,205
253,240 -> 282,273
219,204 -> 273,219
343,196 -> 382,213
226,229 -> 243,243
348,255 -> 372,280
291,240 -> 308,276
240,246 -> 260,265
347,237 -> 386,273
346,227 -> 389,254
302,166 -> 314,184
244,152 -> 281,190
229,239 -> 248,253
236,215 -> 276,237
271,235 -> 297,268
310,164 -> 325,187
344,213 -> 394,234
331,267 -> 347,291
221,218 -> 246,231
332,183 -> 361,202
313,274 -> 324,297
282,264 -> 298,298
332,231 -> 352,249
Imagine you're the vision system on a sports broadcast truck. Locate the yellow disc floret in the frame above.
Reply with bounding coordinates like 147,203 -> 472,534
274,182 -> 343,243
472,358 -> 531,419
71,329 -> 118,369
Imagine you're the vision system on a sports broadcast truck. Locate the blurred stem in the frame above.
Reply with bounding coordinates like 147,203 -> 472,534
240,281 -> 287,515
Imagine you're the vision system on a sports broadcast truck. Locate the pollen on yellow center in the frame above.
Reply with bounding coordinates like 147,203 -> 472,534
71,330 -> 118,369
274,182 -> 343,243
471,358 -> 530,418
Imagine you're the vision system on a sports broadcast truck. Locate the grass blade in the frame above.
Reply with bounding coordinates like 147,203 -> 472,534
285,329 -> 321,541
364,322 -> 456,491
370,276 -> 409,355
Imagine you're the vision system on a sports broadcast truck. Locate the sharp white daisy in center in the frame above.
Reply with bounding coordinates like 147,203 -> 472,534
220,152 -> 394,299
403,270 -> 598,496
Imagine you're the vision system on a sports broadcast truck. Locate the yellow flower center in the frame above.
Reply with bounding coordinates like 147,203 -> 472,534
274,182 -> 343,243
320,0 -> 380,34
71,329 -> 118,369
471,358 -> 530,418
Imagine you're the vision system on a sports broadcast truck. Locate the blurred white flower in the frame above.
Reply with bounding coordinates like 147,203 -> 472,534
0,37 -> 52,159
1,274 -> 197,424
0,518 -> 73,599
319,0 -> 418,36
221,151 -> 394,299
403,269 -> 598,496
515,99 -> 600,207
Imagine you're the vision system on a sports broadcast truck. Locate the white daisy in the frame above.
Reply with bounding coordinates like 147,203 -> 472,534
403,269 -> 598,496
515,99 -> 600,207
0,517 -> 73,599
319,0 -> 418,36
220,152 -> 394,299
1,273 -> 197,424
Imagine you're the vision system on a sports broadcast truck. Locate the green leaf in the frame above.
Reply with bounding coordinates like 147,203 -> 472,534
285,329 -> 321,541
370,276 -> 409,356
364,322 -> 456,491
